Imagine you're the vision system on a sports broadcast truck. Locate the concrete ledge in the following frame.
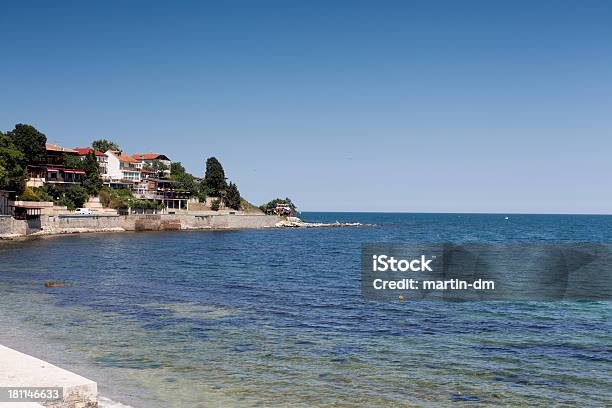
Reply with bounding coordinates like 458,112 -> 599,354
0,345 -> 97,408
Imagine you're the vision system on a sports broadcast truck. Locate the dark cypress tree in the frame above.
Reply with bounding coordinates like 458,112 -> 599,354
203,157 -> 227,196
82,152 -> 103,195
223,182 -> 241,210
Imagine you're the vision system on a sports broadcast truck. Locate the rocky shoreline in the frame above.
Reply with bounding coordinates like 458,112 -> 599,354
276,217 -> 368,228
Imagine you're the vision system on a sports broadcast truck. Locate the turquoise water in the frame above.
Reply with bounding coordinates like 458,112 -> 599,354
0,213 -> 610,407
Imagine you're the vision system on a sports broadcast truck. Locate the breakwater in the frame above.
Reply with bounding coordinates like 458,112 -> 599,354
0,213 -> 281,239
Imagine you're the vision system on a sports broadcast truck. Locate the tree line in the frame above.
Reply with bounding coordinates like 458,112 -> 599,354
172,156 -> 241,211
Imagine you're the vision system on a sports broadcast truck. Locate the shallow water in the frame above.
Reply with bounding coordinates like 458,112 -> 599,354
0,213 -> 610,407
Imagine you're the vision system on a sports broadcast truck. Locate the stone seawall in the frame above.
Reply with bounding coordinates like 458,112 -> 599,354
0,215 -> 27,238
0,214 -> 282,239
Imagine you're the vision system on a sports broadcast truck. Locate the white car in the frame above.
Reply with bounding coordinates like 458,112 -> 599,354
75,208 -> 93,215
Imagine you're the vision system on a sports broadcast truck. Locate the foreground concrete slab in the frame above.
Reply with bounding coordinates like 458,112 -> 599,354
0,345 -> 97,408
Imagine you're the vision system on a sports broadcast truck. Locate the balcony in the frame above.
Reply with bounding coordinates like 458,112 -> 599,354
133,190 -> 192,200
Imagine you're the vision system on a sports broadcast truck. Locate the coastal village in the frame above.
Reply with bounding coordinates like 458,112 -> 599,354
22,143 -> 214,214
25,144 -> 193,213
0,124 -> 308,238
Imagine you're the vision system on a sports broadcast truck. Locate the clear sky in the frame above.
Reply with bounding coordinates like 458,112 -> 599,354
1,1 -> 611,213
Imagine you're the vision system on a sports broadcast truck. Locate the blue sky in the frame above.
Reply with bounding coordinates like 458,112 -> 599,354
1,1 -> 611,213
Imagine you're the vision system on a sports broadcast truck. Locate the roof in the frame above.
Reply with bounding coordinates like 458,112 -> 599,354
118,153 -> 139,164
106,150 -> 139,163
45,143 -> 78,154
132,153 -> 170,161
73,147 -> 107,157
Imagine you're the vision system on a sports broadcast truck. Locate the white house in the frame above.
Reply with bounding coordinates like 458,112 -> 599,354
105,150 -> 142,183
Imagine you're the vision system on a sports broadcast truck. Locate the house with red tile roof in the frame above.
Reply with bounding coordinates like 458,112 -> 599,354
26,144 -> 85,189
105,150 -> 142,186
73,147 -> 107,157
131,153 -> 171,176
74,147 -> 109,179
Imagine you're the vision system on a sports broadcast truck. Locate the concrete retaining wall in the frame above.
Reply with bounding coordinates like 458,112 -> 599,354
42,215 -> 126,232
0,213 -> 281,238
0,345 -> 97,408
0,216 -> 27,238
180,214 -> 282,230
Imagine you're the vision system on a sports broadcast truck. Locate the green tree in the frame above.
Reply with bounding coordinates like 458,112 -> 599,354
210,198 -> 221,211
203,157 -> 227,196
62,153 -> 85,169
223,182 -> 241,210
103,188 -> 133,209
92,139 -> 119,153
170,161 -> 187,176
259,197 -> 297,214
17,187 -> 38,201
82,152 -> 103,195
7,124 -> 47,164
0,131 -> 27,193
61,185 -> 89,210
170,161 -> 198,192
38,184 -> 61,201
150,159 -> 167,178
98,187 -> 113,207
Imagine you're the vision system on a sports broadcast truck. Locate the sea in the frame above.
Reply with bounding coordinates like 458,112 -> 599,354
0,213 -> 610,407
